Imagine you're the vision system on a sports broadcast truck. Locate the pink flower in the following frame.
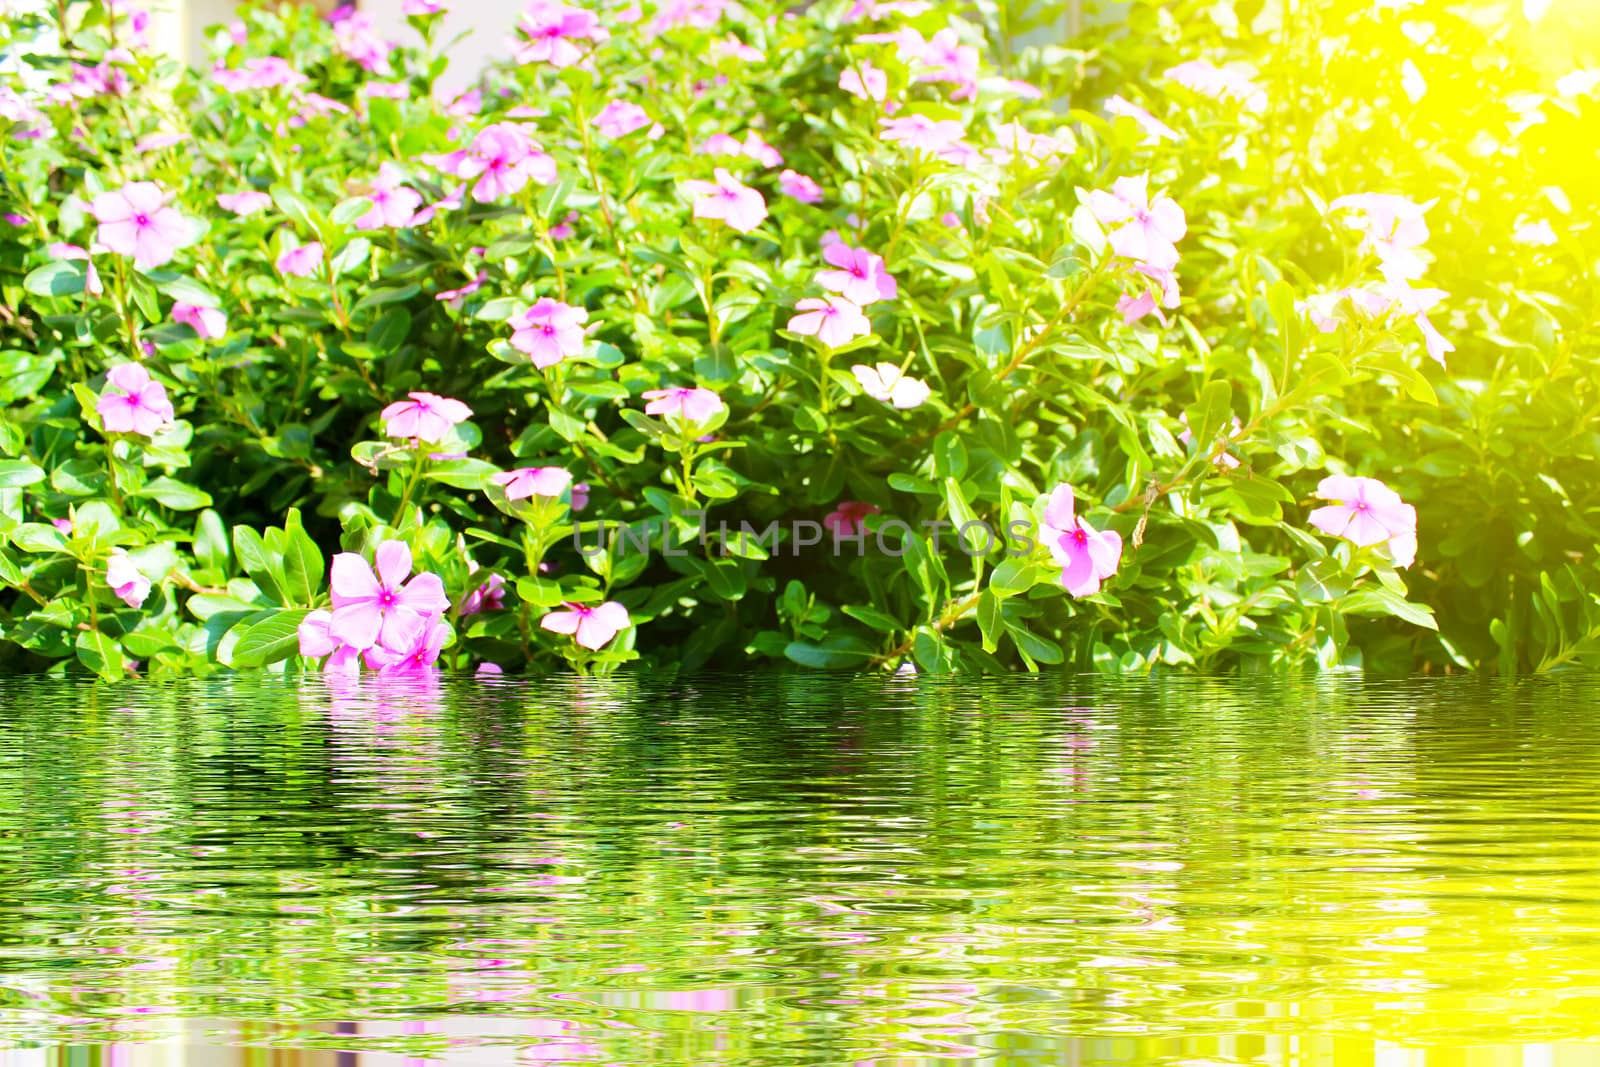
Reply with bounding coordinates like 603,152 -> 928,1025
879,114 -> 967,153
824,501 -> 880,537
436,271 -> 488,308
700,132 -> 744,157
353,164 -> 422,230
49,242 -> 102,296
333,8 -> 393,74
492,466 -> 573,500
991,122 -> 1073,165
570,482 -> 591,511
1329,193 -> 1432,282
788,296 -> 872,347
134,132 -> 186,153
1087,175 -> 1186,271
371,617 -> 450,673
914,28 -> 978,98
1104,95 -> 1181,143
540,601 -> 631,650
297,609 -> 362,673
508,298 -> 589,368
432,123 -> 556,203
742,130 -> 782,167
403,0 -> 445,14
92,182 -> 190,271
329,540 -> 450,651
362,81 -> 411,100
595,100 -> 651,138
1040,485 -> 1123,598
681,168 -> 768,233
778,169 -> 823,204
459,573 -> 506,617
851,361 -> 930,409
1307,475 -> 1418,567
105,550 -> 151,609
172,302 -> 226,339
840,59 -> 888,101
381,392 -> 473,443
97,363 -> 174,437
514,0 -> 608,67
817,242 -> 897,305
216,191 -> 272,216
710,35 -> 762,61
212,56 -> 306,92
643,386 -> 725,423
276,242 -> 323,277
1165,60 -> 1268,113
549,210 -> 579,240
52,518 -> 73,535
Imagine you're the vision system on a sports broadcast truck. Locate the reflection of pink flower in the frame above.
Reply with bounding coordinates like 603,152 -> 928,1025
541,601 -> 630,650
381,392 -> 472,443
97,363 -> 174,437
778,169 -> 823,204
643,386 -> 724,423
492,466 -> 573,501
788,296 -> 871,347
1307,475 -> 1417,567
92,182 -> 190,270
106,550 -> 151,608
1040,485 -> 1122,598
508,298 -> 588,368
824,501 -> 880,537
681,168 -> 767,233
172,302 -> 226,339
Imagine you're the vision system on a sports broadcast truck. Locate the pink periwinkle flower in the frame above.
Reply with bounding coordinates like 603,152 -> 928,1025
508,298 -> 589,368
172,302 -> 226,340
1165,60 -> 1267,113
742,130 -> 782,167
1087,175 -> 1186,271
105,550 -> 151,609
595,101 -> 652,138
403,0 -> 445,14
570,482 -> 591,511
1105,95 -> 1181,143
549,210 -> 579,240
437,270 -> 488,308
297,609 -> 363,673
681,168 -> 767,233
97,363 -> 174,437
329,540 -> 450,651
380,392 -> 473,443
914,28 -> 979,99
92,182 -> 191,271
840,59 -> 888,101
49,243 -> 103,296
212,56 -> 307,92
333,8 -> 394,74
879,114 -> 967,154
1307,475 -> 1417,568
540,601 -> 630,650
492,466 -> 573,501
134,132 -> 186,153
1040,485 -> 1123,598
650,0 -> 727,32
710,35 -> 762,62
478,661 -> 504,674
514,0 -> 608,67
824,501 -> 881,538
991,121 -> 1073,165
276,241 -> 323,277
788,296 -> 872,348
778,169 -> 823,204
817,242 -> 898,305
851,361 -> 930,409
217,191 -> 272,216
433,123 -> 556,204
643,386 -> 725,424
700,132 -> 744,156
370,617 -> 450,673
1329,193 -> 1432,282
352,164 -> 423,230
459,573 -> 506,617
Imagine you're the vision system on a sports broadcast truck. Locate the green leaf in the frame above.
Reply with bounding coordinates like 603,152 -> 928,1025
989,557 -> 1038,598
194,509 -> 230,573
784,635 -> 874,669
24,261 -> 87,297
842,604 -> 902,633
233,525 -> 286,605
1184,380 -> 1233,458
516,575 -> 567,607
229,609 -> 311,667
75,630 -> 127,682
977,590 -> 1002,653
0,459 -> 46,489
136,477 -> 212,510
1341,586 -> 1438,631
280,508 -> 324,607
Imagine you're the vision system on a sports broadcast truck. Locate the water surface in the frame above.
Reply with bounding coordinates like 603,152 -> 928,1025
1,673 -> 1597,1064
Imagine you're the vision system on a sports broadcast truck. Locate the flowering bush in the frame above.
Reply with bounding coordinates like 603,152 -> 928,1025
0,0 -> 1596,680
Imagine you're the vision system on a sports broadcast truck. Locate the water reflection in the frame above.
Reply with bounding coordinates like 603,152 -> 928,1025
0,674 -> 1598,1064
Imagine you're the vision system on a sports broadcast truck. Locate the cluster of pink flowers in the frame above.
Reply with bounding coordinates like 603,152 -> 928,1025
430,123 -> 556,204
1318,193 -> 1453,364
1087,175 -> 1186,326
860,26 -> 978,100
1040,485 -> 1124,598
331,7 -> 395,75
513,0 -> 608,67
96,363 -> 174,438
381,392 -> 473,443
299,541 -> 452,673
788,240 -> 916,399
1307,475 -> 1417,568
91,182 -> 193,271
211,56 -> 307,93
508,298 -> 589,368
681,168 -> 767,233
